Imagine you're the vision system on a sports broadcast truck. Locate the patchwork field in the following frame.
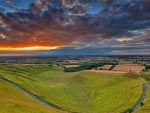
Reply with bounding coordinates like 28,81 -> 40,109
0,65 -> 143,113
113,64 -> 145,73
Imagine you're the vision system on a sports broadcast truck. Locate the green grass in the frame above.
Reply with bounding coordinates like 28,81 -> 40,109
141,70 -> 150,82
0,79 -> 64,113
0,65 -> 143,113
135,87 -> 150,113
135,69 -> 150,113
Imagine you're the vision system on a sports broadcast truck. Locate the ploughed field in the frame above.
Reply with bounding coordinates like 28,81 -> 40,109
0,65 -> 143,113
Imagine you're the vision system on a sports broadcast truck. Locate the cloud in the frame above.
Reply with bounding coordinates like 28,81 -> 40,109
112,49 -> 150,55
116,37 -> 133,42
0,33 -> 6,39
0,0 -> 150,55
34,46 -> 150,56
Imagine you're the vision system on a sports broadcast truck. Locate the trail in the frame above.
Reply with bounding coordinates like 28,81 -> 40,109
126,83 -> 150,113
1,75 -> 149,113
0,77 -> 70,113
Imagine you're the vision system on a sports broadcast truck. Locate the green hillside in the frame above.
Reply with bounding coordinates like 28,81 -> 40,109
0,79 -> 64,113
0,65 -> 143,113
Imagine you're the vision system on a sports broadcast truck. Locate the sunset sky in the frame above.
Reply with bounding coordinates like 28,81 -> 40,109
0,0 -> 150,56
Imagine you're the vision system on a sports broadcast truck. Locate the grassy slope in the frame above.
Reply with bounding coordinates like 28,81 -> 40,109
0,80 -> 64,113
135,88 -> 150,113
0,65 -> 143,113
135,69 -> 150,113
142,70 -> 150,82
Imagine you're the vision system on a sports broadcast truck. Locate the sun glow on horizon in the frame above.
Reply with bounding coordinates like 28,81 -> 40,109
0,46 -> 59,51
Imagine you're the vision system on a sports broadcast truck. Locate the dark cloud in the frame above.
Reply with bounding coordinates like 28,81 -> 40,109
34,46 -> 150,56
0,0 -> 150,55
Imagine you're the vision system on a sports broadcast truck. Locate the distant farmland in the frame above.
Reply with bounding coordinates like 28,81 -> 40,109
113,64 -> 145,73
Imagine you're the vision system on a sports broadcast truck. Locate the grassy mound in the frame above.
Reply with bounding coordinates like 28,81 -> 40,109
0,65 -> 143,113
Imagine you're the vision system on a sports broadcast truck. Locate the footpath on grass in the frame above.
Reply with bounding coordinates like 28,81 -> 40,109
0,77 -> 70,113
1,75 -> 149,113
125,83 -> 150,113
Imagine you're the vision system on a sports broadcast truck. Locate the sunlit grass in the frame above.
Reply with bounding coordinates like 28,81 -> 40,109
0,65 -> 143,113
142,70 -> 150,82
135,87 -> 150,113
0,79 -> 65,113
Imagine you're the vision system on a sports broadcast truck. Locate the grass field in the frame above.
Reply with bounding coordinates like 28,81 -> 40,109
135,87 -> 150,113
142,70 -> 150,82
0,79 -> 64,113
0,65 -> 143,113
135,69 -> 150,113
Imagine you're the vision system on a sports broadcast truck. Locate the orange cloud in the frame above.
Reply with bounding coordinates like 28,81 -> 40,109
0,46 -> 59,51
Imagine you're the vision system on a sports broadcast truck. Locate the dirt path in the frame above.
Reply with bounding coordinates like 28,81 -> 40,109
0,77 -> 69,113
126,83 -> 150,113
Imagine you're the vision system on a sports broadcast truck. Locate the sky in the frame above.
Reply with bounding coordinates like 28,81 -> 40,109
0,0 -> 150,56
